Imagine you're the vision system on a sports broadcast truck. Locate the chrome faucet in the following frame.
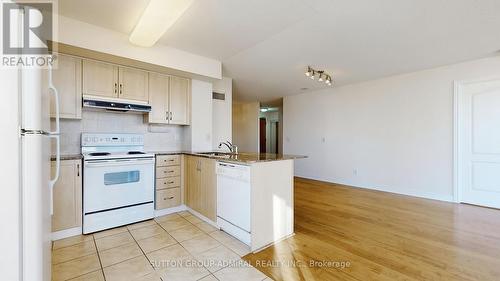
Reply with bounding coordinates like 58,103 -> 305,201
219,141 -> 238,154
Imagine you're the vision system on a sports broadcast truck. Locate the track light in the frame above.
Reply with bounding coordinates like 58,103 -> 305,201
304,66 -> 333,86
305,66 -> 312,77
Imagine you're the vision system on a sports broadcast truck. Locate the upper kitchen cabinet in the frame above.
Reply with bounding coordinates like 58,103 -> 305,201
118,66 -> 149,103
50,54 -> 82,119
82,59 -> 118,99
148,74 -> 190,125
169,76 -> 190,125
148,72 -> 170,123
83,59 -> 149,103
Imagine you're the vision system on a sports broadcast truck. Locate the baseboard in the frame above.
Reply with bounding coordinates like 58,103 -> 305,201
251,232 -> 295,254
155,204 -> 187,217
52,227 -> 82,241
185,207 -> 219,228
295,175 -> 454,203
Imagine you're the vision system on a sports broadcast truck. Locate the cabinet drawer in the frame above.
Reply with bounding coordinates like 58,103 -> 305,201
156,188 -> 181,209
156,166 -> 180,178
156,155 -> 180,167
156,176 -> 180,190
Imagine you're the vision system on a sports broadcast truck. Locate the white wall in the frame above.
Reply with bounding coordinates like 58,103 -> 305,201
232,102 -> 260,153
0,69 -> 21,281
58,15 -> 221,79
184,79 -> 213,151
284,55 -> 500,202
212,77 -> 233,150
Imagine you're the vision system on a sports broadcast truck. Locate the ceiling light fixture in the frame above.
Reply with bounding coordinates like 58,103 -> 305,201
305,66 -> 312,77
304,66 -> 333,86
129,0 -> 194,47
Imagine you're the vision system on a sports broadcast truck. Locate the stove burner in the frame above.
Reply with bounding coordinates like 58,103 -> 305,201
128,151 -> 146,155
89,152 -> 111,156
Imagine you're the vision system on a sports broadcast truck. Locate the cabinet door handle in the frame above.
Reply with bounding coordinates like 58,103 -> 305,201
119,84 -> 123,95
168,181 -> 174,184
170,112 -> 173,121
77,164 -> 80,177
166,112 -> 169,120
164,196 -> 174,200
114,83 -> 117,94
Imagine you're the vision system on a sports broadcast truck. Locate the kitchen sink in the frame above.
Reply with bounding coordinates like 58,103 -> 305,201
195,152 -> 236,157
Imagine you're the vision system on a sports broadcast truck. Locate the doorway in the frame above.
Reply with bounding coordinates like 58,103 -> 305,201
455,78 -> 500,209
259,118 -> 266,153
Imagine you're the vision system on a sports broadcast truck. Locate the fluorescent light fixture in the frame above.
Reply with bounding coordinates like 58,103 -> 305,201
260,108 -> 269,112
129,0 -> 194,47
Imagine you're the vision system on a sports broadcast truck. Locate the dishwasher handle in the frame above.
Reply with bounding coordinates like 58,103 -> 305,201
216,162 -> 250,182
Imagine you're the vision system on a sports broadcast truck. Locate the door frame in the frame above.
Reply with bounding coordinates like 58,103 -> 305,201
453,77 -> 500,204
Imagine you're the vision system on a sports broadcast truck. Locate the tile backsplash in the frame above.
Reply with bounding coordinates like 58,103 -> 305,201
53,110 -> 185,154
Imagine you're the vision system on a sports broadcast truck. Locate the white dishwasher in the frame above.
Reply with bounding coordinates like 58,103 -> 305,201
216,162 -> 251,245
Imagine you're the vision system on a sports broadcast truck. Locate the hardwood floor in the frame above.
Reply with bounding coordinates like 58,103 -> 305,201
242,177 -> 500,281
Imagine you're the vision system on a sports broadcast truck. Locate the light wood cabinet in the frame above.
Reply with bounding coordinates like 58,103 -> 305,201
185,156 -> 201,212
184,156 -> 216,221
169,76 -> 190,125
148,73 -> 170,123
148,74 -> 190,125
82,59 -> 118,98
155,154 -> 182,210
51,159 -> 82,232
83,59 -> 149,103
156,188 -> 181,209
118,66 -> 149,102
200,157 -> 216,221
50,54 -> 82,119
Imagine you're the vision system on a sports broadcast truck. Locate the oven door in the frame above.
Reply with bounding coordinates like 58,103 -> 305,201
83,157 -> 155,214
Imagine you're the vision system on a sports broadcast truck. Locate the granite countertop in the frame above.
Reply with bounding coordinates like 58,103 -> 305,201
203,152 -> 307,164
50,151 -> 307,164
152,151 -> 307,164
50,154 -> 83,161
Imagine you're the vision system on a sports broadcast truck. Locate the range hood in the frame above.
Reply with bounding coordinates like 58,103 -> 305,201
83,96 -> 151,113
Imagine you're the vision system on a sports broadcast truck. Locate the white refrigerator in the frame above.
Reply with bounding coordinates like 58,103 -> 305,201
19,65 -> 61,281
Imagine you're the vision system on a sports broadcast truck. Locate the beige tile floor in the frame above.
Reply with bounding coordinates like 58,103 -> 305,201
51,211 -> 272,281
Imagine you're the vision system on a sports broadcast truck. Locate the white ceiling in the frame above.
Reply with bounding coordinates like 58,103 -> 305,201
59,0 -> 500,102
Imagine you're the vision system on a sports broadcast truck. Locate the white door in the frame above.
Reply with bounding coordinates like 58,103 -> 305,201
22,134 -> 52,281
456,78 -> 500,208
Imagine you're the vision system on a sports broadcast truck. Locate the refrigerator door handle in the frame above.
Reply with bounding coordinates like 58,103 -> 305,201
48,134 -> 60,215
48,58 -> 60,135
48,59 -> 61,215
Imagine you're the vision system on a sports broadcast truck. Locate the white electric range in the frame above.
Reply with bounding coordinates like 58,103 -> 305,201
81,133 -> 155,234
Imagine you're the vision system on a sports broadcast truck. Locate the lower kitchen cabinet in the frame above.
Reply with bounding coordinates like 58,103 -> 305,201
185,156 -> 216,221
51,159 -> 82,232
155,154 -> 182,210
156,188 -> 181,209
